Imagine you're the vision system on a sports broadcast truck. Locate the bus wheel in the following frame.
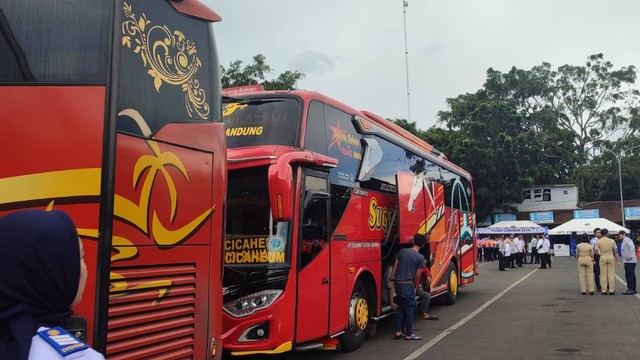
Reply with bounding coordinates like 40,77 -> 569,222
341,281 -> 368,352
443,263 -> 458,305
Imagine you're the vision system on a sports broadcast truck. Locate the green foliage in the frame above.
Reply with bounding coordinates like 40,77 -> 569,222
221,54 -> 305,90
431,53 -> 639,209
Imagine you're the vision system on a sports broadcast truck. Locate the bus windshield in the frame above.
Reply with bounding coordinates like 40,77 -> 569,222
225,167 -> 290,268
223,97 -> 300,148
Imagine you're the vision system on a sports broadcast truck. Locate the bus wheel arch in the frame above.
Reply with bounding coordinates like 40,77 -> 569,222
443,261 -> 458,305
341,274 -> 375,351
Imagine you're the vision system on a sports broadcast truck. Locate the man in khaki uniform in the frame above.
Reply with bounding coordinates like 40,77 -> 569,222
595,228 -> 622,295
575,234 -> 595,295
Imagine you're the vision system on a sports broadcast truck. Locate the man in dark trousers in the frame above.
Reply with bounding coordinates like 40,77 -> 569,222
590,228 -> 602,292
619,230 -> 637,295
390,234 -> 426,341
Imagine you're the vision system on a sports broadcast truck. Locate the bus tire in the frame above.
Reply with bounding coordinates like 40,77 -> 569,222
443,262 -> 458,305
365,320 -> 377,338
341,281 -> 368,352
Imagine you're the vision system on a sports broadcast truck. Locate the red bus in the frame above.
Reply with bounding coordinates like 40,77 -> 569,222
0,1 -> 226,358
221,90 -> 476,355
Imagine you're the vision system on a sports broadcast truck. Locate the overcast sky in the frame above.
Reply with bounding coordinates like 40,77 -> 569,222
205,0 -> 640,130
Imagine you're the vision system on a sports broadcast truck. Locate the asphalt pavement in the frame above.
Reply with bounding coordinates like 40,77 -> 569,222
239,256 -> 640,360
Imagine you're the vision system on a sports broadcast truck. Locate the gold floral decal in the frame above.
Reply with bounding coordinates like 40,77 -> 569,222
121,2 -> 210,119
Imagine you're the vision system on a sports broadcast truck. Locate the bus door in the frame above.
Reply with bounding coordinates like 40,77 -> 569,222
296,170 -> 331,343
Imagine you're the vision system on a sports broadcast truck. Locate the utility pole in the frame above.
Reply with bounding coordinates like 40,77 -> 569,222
402,0 -> 411,122
600,144 -> 640,228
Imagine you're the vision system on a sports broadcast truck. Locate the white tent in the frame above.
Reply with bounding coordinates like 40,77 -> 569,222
477,220 -> 546,235
548,218 -> 629,235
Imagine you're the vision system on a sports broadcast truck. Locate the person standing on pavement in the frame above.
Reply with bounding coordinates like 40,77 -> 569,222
544,235 -> 551,268
515,235 -> 524,267
530,236 -> 539,264
618,230 -> 637,295
537,235 -> 550,269
390,234 -> 426,340
590,228 -> 602,292
498,237 -> 507,271
575,234 -> 595,295
595,228 -> 622,295
506,236 -> 516,269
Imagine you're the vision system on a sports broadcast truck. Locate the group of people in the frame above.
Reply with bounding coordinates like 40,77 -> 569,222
575,227 -> 637,296
387,234 -> 439,341
478,234 -> 551,271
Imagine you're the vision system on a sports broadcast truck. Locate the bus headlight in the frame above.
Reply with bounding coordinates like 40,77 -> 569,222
223,290 -> 283,318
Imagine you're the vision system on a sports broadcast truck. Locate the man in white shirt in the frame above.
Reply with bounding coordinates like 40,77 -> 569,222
515,235 -> 524,267
530,236 -> 539,264
537,235 -> 550,269
498,237 -> 507,271
504,237 -> 513,269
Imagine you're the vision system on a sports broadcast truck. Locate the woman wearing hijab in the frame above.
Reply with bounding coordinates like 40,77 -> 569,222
0,209 -> 103,360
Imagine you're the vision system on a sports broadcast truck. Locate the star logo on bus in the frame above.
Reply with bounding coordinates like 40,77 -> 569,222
328,123 -> 347,151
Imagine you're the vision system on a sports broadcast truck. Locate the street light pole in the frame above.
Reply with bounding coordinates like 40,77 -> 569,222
601,145 -> 640,228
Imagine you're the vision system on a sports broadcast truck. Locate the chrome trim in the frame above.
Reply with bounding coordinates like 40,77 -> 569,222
228,155 -> 277,163
371,312 -> 395,321
330,331 -> 345,339
294,343 -> 324,351
238,323 -> 265,343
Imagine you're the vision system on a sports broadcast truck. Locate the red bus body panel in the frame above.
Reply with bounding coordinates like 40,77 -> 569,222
0,86 -> 106,344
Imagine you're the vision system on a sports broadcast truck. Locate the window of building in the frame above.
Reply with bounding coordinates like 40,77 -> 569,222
533,188 -> 551,202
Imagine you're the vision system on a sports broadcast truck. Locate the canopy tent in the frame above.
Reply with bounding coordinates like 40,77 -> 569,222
477,220 -> 546,235
548,218 -> 629,235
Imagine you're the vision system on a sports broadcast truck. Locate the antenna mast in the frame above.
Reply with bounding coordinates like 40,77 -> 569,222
402,0 -> 411,122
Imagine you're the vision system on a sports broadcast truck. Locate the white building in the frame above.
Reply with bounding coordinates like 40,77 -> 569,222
517,184 -> 579,212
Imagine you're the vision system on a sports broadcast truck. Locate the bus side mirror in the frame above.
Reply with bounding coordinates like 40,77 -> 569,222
268,163 -> 293,221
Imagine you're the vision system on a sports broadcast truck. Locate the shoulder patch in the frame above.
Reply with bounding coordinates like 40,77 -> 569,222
37,327 -> 88,357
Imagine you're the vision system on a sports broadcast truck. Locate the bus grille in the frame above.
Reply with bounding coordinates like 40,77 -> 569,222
107,263 -> 197,360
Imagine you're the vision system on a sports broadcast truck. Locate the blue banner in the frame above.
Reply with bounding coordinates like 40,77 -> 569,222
573,209 -> 599,219
624,207 -> 640,220
529,211 -> 554,224
494,213 -> 516,222
477,216 -> 492,226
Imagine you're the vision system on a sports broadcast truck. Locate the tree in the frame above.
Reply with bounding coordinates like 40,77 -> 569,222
580,137 -> 640,202
485,55 -> 639,165
220,54 -> 305,90
434,93 -> 550,219
550,54 -> 639,164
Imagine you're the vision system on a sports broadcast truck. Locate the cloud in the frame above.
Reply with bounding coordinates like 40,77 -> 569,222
421,42 -> 447,58
288,50 -> 337,75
